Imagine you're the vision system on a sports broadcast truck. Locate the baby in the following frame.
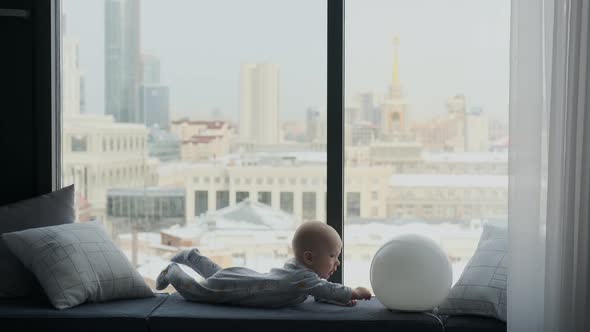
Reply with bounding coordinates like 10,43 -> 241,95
156,221 -> 372,307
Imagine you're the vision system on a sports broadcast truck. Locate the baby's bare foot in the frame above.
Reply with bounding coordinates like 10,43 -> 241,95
155,265 -> 170,290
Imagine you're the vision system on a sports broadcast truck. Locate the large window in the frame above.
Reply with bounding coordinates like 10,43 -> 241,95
61,0 -> 508,291
61,0 -> 326,290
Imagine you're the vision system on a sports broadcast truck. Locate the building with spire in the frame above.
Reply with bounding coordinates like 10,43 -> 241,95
380,36 -> 411,139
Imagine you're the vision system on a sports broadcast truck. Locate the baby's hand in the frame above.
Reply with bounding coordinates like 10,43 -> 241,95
351,287 -> 372,301
316,298 -> 356,306
337,300 -> 357,307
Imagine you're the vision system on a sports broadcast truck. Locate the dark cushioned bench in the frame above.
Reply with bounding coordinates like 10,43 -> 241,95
443,315 -> 507,332
0,294 -> 168,332
0,293 -> 506,332
149,293 -> 444,332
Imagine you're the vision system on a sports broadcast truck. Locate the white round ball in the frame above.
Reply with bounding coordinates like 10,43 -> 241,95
370,234 -> 452,311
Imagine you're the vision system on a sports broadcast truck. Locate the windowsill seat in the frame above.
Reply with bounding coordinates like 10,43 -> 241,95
0,293 -> 168,331
149,293 -> 442,332
0,293 -> 506,332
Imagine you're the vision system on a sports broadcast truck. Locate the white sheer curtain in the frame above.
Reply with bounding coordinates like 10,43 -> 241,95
509,0 -> 590,331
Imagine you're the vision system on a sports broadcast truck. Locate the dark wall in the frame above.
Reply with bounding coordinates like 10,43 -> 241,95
0,0 -> 53,205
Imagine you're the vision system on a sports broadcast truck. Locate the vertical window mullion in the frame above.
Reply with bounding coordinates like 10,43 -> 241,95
326,0 -> 344,284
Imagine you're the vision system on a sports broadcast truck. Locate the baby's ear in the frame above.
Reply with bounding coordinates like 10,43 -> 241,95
303,251 -> 313,264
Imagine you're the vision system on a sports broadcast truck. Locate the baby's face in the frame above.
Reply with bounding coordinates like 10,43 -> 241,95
312,241 -> 342,279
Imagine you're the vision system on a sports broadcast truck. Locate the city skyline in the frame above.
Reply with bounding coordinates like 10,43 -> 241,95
63,0 -> 509,123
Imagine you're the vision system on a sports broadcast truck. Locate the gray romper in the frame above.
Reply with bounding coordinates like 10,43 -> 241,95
160,249 -> 352,308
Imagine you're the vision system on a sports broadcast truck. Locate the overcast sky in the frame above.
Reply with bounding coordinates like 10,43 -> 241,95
63,0 -> 509,123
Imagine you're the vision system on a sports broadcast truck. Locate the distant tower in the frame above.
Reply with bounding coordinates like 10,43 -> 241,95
390,36 -> 403,99
62,36 -> 81,115
306,107 -> 320,142
62,13 -> 81,115
140,86 -> 170,130
105,0 -> 142,123
381,36 -> 409,138
141,54 -> 160,85
139,53 -> 170,130
446,94 -> 466,115
239,63 -> 280,144
357,92 -> 379,125
80,74 -> 86,113
210,107 -> 223,121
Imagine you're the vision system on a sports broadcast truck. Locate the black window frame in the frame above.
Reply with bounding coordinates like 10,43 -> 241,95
49,0 -> 346,283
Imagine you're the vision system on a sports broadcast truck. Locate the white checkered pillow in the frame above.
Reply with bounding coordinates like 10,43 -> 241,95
2,222 -> 153,309
437,223 -> 508,321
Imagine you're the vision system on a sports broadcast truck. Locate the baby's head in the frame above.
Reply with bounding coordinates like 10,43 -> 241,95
292,221 -> 342,279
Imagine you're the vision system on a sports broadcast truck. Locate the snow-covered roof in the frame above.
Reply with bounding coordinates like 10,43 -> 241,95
118,232 -> 162,244
217,151 -> 326,166
422,152 -> 508,163
108,187 -> 184,197
158,162 -> 213,176
202,199 -> 298,231
344,222 -> 484,246
160,223 -> 204,239
389,174 -> 508,188
160,199 -> 298,240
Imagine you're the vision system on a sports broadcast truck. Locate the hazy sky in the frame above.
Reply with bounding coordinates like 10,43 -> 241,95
63,0 -> 509,122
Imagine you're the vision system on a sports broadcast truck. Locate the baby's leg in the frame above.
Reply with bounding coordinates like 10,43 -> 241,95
171,248 -> 221,279
160,263 -> 216,302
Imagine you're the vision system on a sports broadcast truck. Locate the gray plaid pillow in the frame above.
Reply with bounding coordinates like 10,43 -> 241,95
0,185 -> 75,298
2,222 -> 153,309
437,223 -> 508,321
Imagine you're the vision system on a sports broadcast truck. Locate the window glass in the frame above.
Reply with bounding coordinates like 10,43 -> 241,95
194,191 -> 208,216
344,0 -> 510,289
216,190 -> 229,209
63,0 -> 327,286
280,192 -> 294,214
236,191 -> 249,203
258,191 -> 272,206
302,192 -> 316,221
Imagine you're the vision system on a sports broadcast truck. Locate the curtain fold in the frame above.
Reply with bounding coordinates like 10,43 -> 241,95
544,1 -> 590,331
508,0 -> 549,331
509,0 -> 590,331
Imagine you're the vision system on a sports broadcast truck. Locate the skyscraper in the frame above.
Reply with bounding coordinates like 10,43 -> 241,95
105,0 -> 141,123
357,92 -> 380,125
141,53 -> 160,85
62,13 -> 81,115
239,63 -> 280,145
62,36 -> 81,115
306,107 -> 320,142
79,74 -> 86,114
140,85 -> 170,130
139,53 -> 170,130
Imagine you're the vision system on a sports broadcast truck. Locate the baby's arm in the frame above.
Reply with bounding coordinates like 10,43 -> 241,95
297,272 -> 353,305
